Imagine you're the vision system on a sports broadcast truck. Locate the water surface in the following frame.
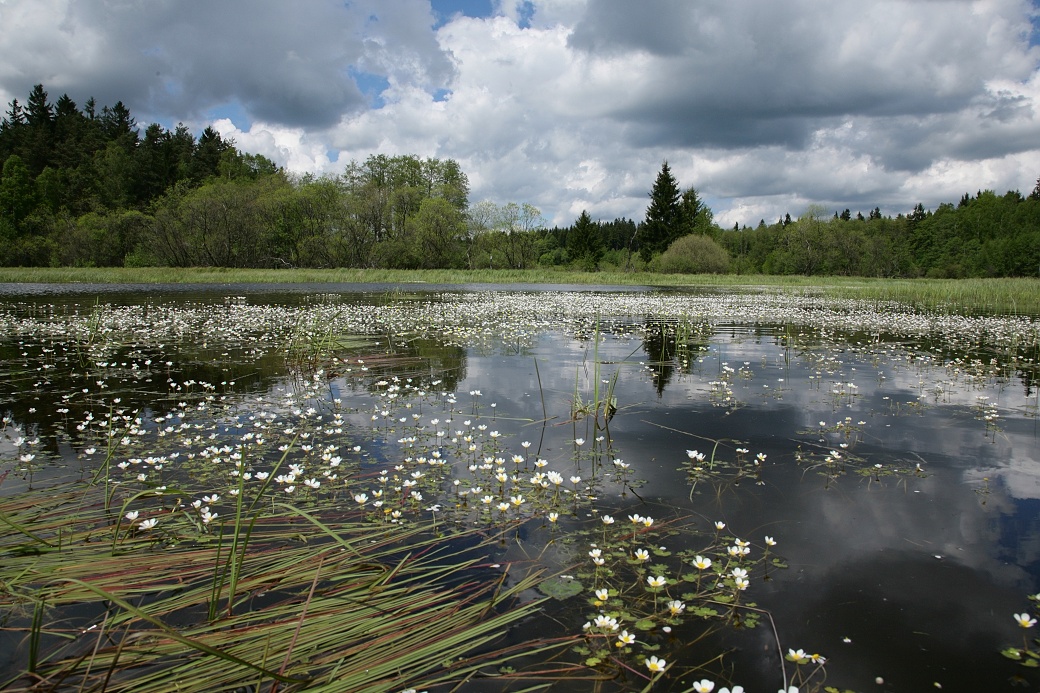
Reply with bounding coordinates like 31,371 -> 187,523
1,284 -> 1038,692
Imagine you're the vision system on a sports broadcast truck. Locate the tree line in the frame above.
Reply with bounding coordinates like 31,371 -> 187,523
2,84 -> 1039,276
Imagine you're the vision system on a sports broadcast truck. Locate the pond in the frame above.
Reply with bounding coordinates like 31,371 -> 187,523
1,284 -> 1039,692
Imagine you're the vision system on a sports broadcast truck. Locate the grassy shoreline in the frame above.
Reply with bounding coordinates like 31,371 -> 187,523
1,267 -> 1039,315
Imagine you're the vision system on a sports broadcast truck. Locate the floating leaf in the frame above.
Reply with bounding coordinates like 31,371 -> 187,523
1002,648 -> 1023,661
537,576 -> 583,600
634,619 -> 656,631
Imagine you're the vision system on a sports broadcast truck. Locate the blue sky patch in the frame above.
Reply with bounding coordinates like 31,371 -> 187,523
348,67 -> 390,109
430,0 -> 493,27
204,99 -> 252,131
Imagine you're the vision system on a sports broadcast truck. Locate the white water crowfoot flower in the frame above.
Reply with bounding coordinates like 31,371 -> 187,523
647,575 -> 667,588
634,548 -> 650,562
692,680 -> 715,693
644,655 -> 667,673
718,687 -> 744,693
138,518 -> 158,530
616,630 -> 636,647
1015,612 -> 1038,628
124,510 -> 139,521
786,648 -> 810,664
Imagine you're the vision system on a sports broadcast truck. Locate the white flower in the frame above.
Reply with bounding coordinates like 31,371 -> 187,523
124,511 -> 139,521
1015,612 -> 1038,628
692,680 -> 715,693
139,518 -> 158,530
786,648 -> 810,664
645,655 -> 667,673
616,630 -> 636,646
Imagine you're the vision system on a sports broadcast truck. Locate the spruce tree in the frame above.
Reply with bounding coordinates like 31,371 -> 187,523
568,210 -> 603,271
639,161 -> 681,262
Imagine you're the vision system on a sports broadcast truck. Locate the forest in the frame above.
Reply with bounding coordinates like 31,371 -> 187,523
2,84 -> 1039,277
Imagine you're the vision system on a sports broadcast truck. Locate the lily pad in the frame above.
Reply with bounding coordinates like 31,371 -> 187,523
538,576 -> 583,600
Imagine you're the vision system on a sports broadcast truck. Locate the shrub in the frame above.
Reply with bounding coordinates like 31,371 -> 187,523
655,233 -> 730,274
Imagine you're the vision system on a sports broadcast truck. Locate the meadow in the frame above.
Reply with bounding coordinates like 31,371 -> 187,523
2,267 -> 1039,316
1,281 -> 1039,691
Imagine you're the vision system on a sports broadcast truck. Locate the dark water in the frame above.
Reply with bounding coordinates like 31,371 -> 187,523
1,284 -> 1038,692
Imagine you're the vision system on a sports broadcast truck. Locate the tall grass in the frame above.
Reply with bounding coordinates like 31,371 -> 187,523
3,267 -> 1039,315
0,482 -> 575,692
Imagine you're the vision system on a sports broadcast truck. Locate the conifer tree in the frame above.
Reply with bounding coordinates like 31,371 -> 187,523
639,161 -> 681,262
567,209 -> 603,271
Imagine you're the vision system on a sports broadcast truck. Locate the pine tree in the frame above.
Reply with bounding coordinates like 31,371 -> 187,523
568,210 -> 603,271
639,161 -> 681,262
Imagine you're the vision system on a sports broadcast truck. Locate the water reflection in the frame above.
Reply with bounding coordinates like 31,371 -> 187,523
471,319 -> 1040,690
1,286 -> 1039,691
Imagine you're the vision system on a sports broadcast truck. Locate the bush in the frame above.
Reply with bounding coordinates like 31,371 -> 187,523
655,233 -> 730,274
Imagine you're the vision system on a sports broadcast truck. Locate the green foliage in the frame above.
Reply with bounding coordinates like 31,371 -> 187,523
538,576 -> 584,600
567,210 -> 603,271
718,190 -> 1040,279
5,82 -> 1040,278
640,161 -> 682,262
655,233 -> 730,274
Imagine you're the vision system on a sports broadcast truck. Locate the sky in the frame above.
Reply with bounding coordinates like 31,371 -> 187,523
1,0 -> 1040,228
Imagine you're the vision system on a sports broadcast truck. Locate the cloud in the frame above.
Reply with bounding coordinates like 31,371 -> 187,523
2,0 -> 1039,226
0,0 -> 454,129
